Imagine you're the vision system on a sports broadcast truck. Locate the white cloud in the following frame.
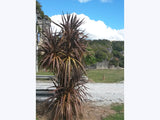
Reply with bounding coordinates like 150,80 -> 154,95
50,13 -> 124,41
78,0 -> 91,3
101,0 -> 112,3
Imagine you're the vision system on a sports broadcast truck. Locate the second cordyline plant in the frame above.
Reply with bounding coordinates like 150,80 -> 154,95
39,13 -> 88,120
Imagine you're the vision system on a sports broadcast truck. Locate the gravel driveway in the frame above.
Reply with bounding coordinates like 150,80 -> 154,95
85,83 -> 124,106
36,81 -> 124,105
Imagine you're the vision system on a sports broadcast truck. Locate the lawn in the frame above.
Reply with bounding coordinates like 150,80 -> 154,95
36,71 -> 54,75
103,103 -> 124,120
86,69 -> 124,83
36,69 -> 124,83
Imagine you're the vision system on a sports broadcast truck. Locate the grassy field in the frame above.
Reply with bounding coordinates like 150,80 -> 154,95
36,69 -> 124,83
103,103 -> 124,120
86,69 -> 124,83
36,71 -> 54,75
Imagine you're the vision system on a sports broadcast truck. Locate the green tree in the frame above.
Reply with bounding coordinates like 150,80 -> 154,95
109,57 -> 119,67
119,56 -> 124,67
36,1 -> 45,18
112,41 -> 124,51
84,54 -> 96,65
95,50 -> 107,62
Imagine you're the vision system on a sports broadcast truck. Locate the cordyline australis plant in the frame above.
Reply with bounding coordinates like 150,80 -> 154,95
39,13 -> 88,120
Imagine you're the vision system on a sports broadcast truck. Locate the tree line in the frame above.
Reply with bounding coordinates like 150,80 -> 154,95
84,39 -> 124,68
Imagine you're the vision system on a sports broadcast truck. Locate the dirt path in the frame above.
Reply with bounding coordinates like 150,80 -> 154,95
36,102 -> 116,120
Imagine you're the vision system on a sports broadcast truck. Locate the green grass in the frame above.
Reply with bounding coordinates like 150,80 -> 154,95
111,103 -> 124,113
36,71 -> 54,75
103,103 -> 124,120
36,69 -> 124,83
86,69 -> 124,83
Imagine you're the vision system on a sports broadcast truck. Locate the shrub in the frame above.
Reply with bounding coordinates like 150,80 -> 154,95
39,13 -> 88,120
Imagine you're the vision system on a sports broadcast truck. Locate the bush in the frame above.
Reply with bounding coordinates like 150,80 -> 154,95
39,13 -> 88,120
95,50 -> 107,62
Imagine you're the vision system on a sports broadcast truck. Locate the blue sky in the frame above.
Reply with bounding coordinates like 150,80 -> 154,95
37,0 -> 124,40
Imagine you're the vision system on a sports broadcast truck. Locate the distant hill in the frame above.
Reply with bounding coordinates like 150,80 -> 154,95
84,39 -> 124,68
